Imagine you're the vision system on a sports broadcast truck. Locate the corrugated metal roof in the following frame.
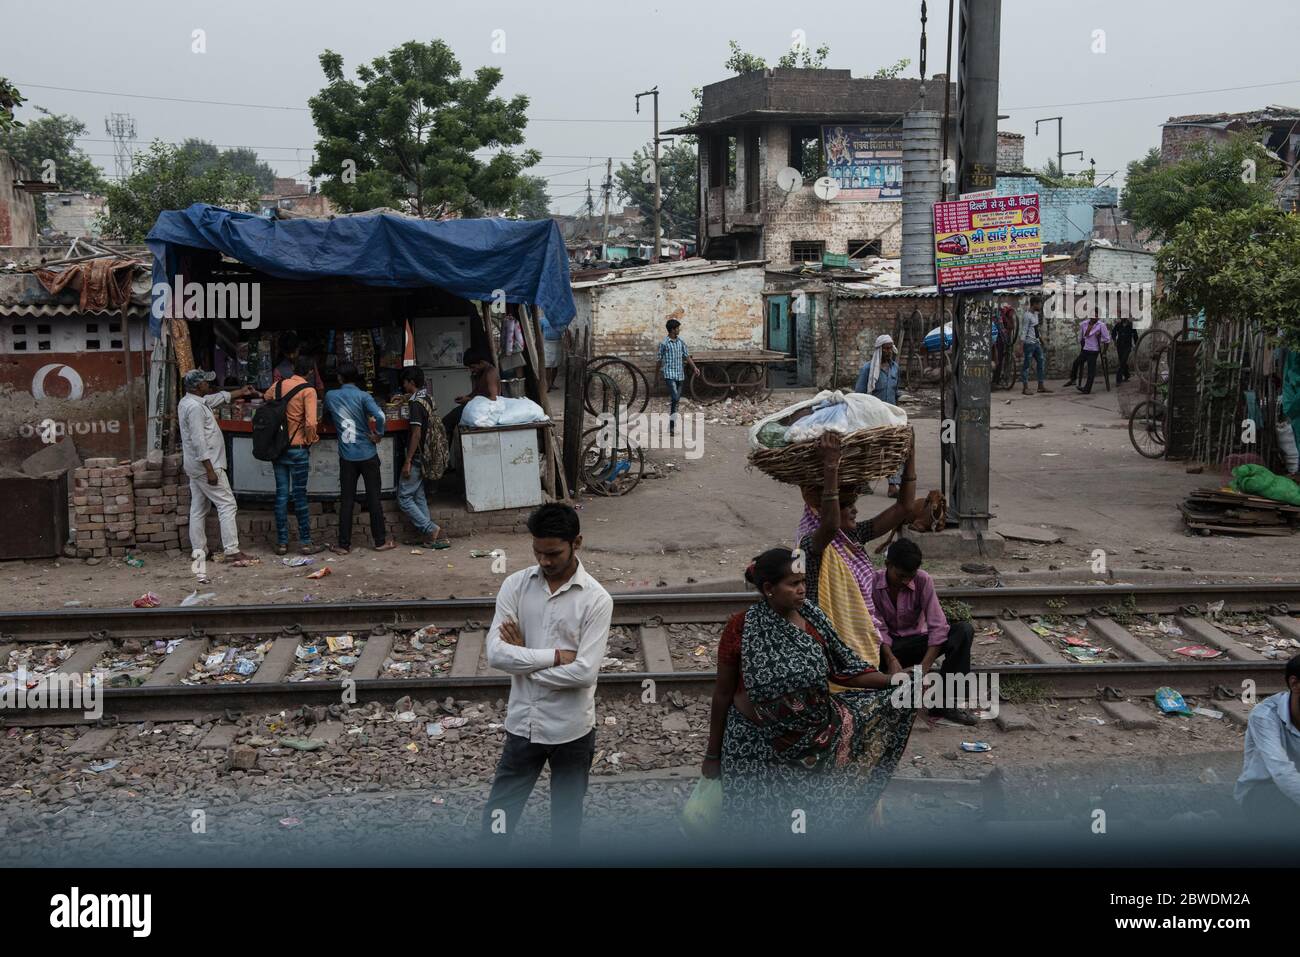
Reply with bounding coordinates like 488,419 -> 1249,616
0,272 -> 151,318
571,258 -> 768,290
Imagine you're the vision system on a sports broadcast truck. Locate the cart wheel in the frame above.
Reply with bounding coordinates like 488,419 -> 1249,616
1129,400 -> 1168,459
727,363 -> 771,401
580,428 -> 645,496
690,364 -> 731,404
1134,329 -> 1173,392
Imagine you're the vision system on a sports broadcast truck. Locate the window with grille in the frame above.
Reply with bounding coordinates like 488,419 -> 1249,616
790,241 -> 825,263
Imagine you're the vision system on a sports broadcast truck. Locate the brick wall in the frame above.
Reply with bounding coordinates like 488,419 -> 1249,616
0,153 -> 38,247
995,176 -> 1118,244
997,132 -> 1025,171
815,295 -> 956,390
583,266 -> 765,391
64,454 -> 536,562
1160,124 -> 1229,164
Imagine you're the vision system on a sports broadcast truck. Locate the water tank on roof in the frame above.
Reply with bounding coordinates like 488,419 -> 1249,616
902,111 -> 943,288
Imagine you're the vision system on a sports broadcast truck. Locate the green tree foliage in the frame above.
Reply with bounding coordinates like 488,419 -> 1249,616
179,138 -> 277,194
1036,157 -> 1095,187
1121,135 -> 1280,241
871,57 -> 912,79
308,40 -> 538,217
0,77 -> 24,132
509,174 -> 551,219
0,108 -> 107,230
614,142 -> 698,239
97,141 -> 259,242
1157,203 -> 1300,346
1119,147 -> 1161,218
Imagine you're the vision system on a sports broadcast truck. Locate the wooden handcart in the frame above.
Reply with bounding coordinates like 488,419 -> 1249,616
689,348 -> 789,404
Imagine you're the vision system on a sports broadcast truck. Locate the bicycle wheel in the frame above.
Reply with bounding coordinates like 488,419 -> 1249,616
1129,400 -> 1167,459
580,426 -> 645,496
1134,329 -> 1173,391
585,358 -> 647,417
690,364 -> 731,404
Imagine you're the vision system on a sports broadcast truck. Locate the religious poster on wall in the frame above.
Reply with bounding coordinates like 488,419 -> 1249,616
821,125 -> 903,201
933,193 -> 1043,293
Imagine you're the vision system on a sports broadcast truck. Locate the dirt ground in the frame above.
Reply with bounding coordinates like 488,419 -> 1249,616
2,382 -> 1297,610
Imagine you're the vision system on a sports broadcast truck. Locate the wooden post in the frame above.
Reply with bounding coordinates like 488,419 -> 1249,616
518,305 -> 561,499
563,352 -> 587,496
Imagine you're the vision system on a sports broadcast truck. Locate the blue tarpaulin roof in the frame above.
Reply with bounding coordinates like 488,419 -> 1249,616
145,204 -> 576,336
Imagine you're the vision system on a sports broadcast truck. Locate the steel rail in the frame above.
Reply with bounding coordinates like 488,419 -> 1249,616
1,582 -> 1298,642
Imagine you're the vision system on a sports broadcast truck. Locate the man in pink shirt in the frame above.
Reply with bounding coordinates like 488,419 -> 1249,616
1075,316 -> 1112,394
872,538 -> 976,724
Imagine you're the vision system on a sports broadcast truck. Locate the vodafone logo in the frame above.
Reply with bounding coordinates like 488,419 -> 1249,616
32,363 -> 85,401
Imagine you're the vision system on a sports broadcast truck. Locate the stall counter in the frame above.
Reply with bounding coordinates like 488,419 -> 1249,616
219,418 -> 410,500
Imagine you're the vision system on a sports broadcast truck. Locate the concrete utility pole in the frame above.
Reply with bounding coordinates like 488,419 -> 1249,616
601,157 -> 612,258
1034,116 -> 1083,174
951,0 -> 1001,540
635,87 -> 661,261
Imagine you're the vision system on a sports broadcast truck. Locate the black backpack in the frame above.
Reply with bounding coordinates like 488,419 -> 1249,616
251,380 -> 310,461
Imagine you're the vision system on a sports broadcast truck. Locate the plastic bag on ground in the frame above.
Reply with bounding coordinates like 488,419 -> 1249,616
680,777 -> 723,835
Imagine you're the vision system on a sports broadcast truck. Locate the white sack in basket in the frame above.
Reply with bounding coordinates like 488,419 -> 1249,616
747,390 -> 907,450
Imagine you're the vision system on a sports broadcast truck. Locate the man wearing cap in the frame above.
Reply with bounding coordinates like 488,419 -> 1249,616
854,334 -> 904,496
178,370 -> 257,563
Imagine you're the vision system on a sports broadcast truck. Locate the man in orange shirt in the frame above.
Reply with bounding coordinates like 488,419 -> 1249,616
263,354 -> 324,556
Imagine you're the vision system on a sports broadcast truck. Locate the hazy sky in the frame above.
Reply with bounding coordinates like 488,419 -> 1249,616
5,0 -> 1298,212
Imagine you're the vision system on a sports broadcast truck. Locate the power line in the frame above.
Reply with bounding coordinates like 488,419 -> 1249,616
15,81 -> 682,122
1002,78 -> 1300,112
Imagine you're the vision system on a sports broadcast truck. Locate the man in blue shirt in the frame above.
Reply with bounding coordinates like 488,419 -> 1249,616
1235,653 -> 1300,826
324,362 -> 396,554
655,319 -> 698,436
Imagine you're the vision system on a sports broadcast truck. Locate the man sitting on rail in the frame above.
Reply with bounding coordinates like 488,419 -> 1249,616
872,538 -> 977,726
1235,652 -> 1300,826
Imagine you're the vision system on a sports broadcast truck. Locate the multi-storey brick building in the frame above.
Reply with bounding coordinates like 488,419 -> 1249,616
667,68 -> 955,265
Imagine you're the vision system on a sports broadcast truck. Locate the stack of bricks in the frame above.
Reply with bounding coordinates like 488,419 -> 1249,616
71,458 -> 135,559
131,452 -> 188,553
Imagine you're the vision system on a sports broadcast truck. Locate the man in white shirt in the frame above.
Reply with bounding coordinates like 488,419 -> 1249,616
178,369 -> 256,563
481,503 -> 613,848
1235,653 -> 1300,825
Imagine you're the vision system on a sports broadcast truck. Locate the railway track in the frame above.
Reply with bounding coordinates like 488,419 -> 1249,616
2,582 -> 1298,726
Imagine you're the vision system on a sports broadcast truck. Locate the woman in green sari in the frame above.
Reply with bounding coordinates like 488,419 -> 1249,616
702,547 -> 916,837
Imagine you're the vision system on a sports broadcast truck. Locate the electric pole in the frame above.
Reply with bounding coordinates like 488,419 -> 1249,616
601,157 -> 612,258
104,113 -> 137,181
951,0 -> 1001,542
635,87 -> 662,261
1034,116 -> 1082,174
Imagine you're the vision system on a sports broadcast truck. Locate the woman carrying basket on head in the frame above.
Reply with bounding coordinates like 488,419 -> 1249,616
701,547 -> 916,836
796,431 -> 918,673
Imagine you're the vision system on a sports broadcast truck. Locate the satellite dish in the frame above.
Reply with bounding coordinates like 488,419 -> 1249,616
813,176 -> 841,201
776,167 -> 804,193
641,163 -> 657,185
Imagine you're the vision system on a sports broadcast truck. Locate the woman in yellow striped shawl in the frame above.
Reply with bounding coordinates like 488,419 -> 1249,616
796,431 -> 918,675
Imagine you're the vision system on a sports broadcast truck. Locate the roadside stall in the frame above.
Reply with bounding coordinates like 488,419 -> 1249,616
145,204 -> 575,514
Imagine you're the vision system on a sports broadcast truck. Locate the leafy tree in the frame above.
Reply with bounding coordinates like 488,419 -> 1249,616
614,142 -> 698,239
308,39 -> 539,217
1036,157 -> 1095,187
1157,203 -> 1300,346
0,108 -> 107,230
509,174 -> 551,219
180,138 -> 277,193
1121,134 -> 1280,241
871,57 -> 912,79
0,77 -> 24,132
97,141 -> 259,242
1119,147 -> 1161,218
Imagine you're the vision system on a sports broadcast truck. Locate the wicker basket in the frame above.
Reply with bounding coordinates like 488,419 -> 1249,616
748,425 -> 912,486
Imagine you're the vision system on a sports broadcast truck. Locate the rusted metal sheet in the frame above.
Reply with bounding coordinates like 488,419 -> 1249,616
0,470 -> 69,559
